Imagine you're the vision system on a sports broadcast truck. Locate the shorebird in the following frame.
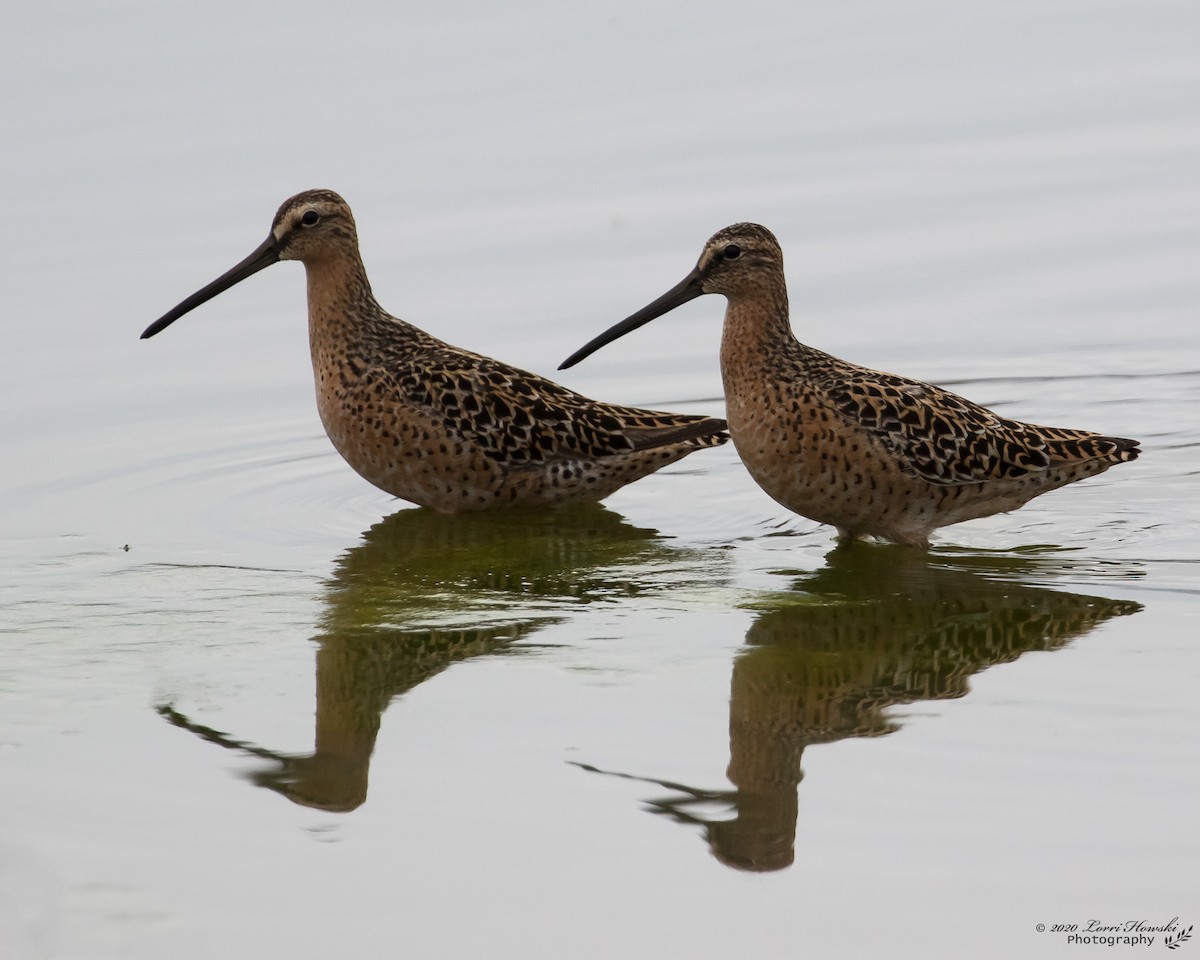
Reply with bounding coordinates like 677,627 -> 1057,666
560,223 -> 1140,546
141,190 -> 727,511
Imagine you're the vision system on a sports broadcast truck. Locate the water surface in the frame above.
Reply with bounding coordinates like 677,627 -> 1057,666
1,2 -> 1197,957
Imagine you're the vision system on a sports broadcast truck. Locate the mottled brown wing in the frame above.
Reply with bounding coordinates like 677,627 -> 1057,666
826,374 -> 1054,484
399,350 -> 707,464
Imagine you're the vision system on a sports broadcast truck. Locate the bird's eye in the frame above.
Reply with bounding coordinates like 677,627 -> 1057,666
722,243 -> 742,260
300,210 -> 320,227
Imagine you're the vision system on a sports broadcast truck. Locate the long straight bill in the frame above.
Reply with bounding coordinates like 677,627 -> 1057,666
558,268 -> 705,370
140,234 -> 280,339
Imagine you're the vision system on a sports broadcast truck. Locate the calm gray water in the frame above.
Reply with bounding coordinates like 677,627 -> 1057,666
2,2 -> 1197,957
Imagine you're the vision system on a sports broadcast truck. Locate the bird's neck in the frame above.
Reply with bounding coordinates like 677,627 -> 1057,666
304,252 -> 376,325
303,253 -> 406,367
719,282 -> 794,375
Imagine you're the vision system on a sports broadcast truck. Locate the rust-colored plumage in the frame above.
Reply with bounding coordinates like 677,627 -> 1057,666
561,223 -> 1139,546
141,190 -> 727,511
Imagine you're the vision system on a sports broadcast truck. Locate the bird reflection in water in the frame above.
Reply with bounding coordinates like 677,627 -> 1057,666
574,544 -> 1142,872
158,502 -> 710,811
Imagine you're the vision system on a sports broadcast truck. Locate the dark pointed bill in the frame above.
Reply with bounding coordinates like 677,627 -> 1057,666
140,234 -> 281,339
558,268 -> 705,370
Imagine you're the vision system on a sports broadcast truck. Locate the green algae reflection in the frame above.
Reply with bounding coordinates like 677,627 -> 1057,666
575,543 -> 1142,872
157,502 -> 717,811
